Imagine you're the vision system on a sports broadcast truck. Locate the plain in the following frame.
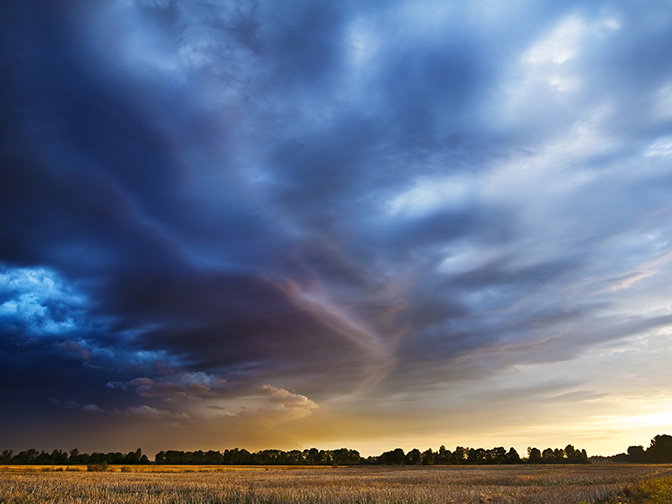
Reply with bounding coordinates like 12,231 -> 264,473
1,463 -> 672,503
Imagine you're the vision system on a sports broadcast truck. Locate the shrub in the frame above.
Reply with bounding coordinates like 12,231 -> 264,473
86,461 -> 108,472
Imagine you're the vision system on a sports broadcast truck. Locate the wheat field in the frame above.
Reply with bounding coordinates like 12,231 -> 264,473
1,463 -> 671,504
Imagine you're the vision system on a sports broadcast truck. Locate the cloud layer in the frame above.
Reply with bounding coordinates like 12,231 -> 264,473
1,0 -> 672,455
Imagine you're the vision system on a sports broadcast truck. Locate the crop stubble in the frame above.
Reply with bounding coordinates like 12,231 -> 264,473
1,463 -> 671,503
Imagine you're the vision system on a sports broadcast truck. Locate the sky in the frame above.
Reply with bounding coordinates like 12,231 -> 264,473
1,0 -> 672,458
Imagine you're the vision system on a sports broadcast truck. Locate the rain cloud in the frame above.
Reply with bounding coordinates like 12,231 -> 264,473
1,0 -> 672,455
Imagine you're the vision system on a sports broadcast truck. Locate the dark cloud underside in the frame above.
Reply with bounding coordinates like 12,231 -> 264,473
1,0 -> 672,454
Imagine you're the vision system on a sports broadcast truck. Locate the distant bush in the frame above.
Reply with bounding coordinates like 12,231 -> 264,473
86,461 -> 108,472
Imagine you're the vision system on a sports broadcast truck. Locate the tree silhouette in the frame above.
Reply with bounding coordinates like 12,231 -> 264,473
527,447 -> 542,464
0,441 -> 599,466
505,447 -> 520,464
405,448 -> 422,465
648,434 -> 672,463
627,445 -> 646,462
421,448 -> 435,465
380,448 -> 406,465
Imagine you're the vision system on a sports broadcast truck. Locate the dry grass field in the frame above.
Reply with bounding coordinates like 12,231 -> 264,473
1,463 -> 671,504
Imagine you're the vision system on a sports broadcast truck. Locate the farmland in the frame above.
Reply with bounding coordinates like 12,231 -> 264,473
1,463 -> 671,503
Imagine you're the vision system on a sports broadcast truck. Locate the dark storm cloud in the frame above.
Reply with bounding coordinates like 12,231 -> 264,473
2,0 -> 672,452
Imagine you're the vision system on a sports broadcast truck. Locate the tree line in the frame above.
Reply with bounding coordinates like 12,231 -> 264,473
0,448 -> 149,465
155,445 -> 589,465
156,447 -> 361,465
375,445 -> 588,465
4,435 -> 671,466
607,434 -> 672,464
0,444 -> 589,466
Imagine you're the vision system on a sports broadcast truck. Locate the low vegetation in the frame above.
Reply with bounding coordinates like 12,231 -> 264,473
621,474 -> 672,504
1,464 -> 671,504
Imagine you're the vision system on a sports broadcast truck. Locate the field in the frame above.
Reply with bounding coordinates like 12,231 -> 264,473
1,464 -> 671,504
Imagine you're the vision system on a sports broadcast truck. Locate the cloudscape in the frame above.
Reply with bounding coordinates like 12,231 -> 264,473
1,0 -> 672,457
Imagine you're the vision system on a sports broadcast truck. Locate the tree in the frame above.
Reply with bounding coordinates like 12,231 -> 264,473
0,450 -> 13,464
305,448 -> 321,465
489,447 -> 507,464
68,449 -> 80,465
627,445 -> 645,462
648,434 -> 672,463
436,445 -> 450,465
405,448 -> 422,465
527,447 -> 542,464
564,444 -> 576,461
505,447 -> 520,464
421,448 -> 435,465
123,449 -> 143,464
380,448 -> 406,465
467,448 -> 487,465
579,449 -> 588,464
541,448 -> 555,463
451,446 -> 467,465
564,445 -> 588,464
332,448 -> 360,465
50,449 -> 69,464
553,448 -> 565,463
15,449 -> 37,464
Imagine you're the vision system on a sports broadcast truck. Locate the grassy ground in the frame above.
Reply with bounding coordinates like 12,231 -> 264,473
617,473 -> 672,504
0,463 -> 670,503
